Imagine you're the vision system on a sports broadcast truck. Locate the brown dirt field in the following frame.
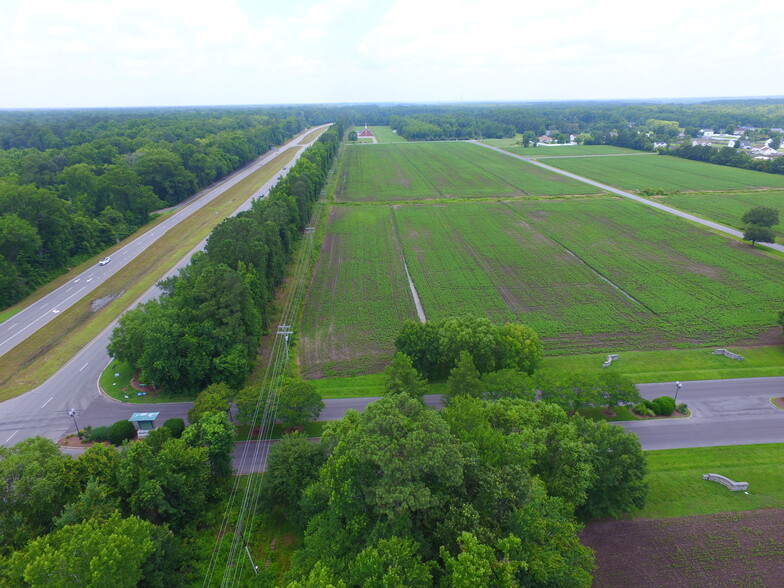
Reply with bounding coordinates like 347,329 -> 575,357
581,510 -> 784,587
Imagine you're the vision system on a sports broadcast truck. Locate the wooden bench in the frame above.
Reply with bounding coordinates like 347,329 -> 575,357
713,348 -> 744,360
702,473 -> 748,491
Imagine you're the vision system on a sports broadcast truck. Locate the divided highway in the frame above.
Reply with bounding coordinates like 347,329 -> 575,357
0,125 -> 331,446
0,125 -> 331,358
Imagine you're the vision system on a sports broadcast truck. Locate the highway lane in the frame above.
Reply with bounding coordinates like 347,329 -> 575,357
0,125 -> 331,358
471,141 -> 784,254
0,126 -> 331,446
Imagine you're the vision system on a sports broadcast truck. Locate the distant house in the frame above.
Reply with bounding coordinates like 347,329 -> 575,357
693,138 -> 713,146
358,125 -> 374,138
701,129 -> 714,137
653,142 -> 667,149
538,135 -> 553,143
752,146 -> 777,156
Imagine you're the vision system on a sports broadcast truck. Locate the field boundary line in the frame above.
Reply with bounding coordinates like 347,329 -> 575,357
389,206 -> 427,323
500,202 -> 659,317
472,141 -> 784,255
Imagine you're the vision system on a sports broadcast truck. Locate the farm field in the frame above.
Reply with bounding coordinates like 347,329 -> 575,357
655,190 -> 784,240
333,142 -> 602,202
299,197 -> 784,375
544,152 -> 784,192
583,510 -> 784,587
299,206 -> 417,378
481,140 -> 646,157
350,125 -> 407,142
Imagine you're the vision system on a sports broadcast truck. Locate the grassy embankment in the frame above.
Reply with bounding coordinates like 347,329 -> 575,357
634,443 -> 784,518
0,148 -> 299,402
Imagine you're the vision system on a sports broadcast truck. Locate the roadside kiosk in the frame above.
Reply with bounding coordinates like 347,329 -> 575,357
128,412 -> 160,439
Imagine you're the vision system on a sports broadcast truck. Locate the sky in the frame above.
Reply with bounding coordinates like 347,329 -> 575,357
0,0 -> 782,109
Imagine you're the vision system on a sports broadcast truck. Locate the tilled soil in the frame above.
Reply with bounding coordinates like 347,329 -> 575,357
581,509 -> 784,587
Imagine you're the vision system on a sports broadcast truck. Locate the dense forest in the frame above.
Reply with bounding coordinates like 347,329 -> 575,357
0,106 -> 327,308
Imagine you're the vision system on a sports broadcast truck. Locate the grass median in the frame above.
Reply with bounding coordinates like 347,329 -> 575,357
0,149 -> 298,401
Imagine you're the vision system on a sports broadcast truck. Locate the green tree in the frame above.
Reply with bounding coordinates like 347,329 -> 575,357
446,351 -> 484,400
440,532 -> 521,588
349,536 -> 433,587
384,352 -> 427,399
494,323 -> 543,374
575,419 -> 648,519
187,382 -> 232,424
0,437 -> 77,552
595,371 -> 641,412
3,512 -> 155,588
480,368 -> 535,401
276,380 -> 325,430
234,384 -> 268,426
742,206 -> 779,227
535,370 -> 600,415
743,224 -> 776,245
258,432 -> 326,528
181,411 -> 236,482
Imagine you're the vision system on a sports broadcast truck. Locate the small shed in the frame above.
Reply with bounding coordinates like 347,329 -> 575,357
128,412 -> 160,438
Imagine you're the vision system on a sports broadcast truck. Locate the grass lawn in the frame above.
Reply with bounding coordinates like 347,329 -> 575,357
482,141 -> 647,157
542,345 -> 784,383
99,360 -> 196,403
635,444 -> 784,519
350,125 -> 407,143
309,373 -> 448,399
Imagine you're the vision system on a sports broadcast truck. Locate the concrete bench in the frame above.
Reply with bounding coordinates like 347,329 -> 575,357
602,354 -> 619,368
702,473 -> 748,491
713,348 -> 744,360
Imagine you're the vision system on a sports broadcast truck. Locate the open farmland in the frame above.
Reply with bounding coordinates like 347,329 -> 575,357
299,206 -> 417,378
544,152 -> 784,192
481,141 -> 645,157
656,190 -> 784,240
334,142 -> 602,202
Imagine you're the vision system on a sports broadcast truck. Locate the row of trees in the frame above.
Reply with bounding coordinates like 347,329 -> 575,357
395,315 -> 544,379
0,108 -> 319,309
0,412 -> 235,587
258,385 -> 647,586
107,124 -> 343,394
664,144 -> 784,176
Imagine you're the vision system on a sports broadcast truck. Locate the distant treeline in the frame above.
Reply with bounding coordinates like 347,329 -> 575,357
0,106 -> 329,309
107,123 -> 343,394
662,144 -> 784,175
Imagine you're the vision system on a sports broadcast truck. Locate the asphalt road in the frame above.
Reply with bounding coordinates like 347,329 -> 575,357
0,125 -> 331,358
0,125 -> 331,447
471,141 -> 784,254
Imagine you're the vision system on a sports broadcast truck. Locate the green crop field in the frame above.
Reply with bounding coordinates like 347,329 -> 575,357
543,153 -> 784,192
299,197 -> 784,375
481,141 -> 646,158
656,190 -> 784,239
333,142 -> 602,202
299,206 -> 417,378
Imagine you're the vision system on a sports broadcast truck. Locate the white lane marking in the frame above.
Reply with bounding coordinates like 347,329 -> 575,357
79,363 -> 88,371
86,278 -> 92,283
41,396 -> 54,408
52,309 -> 60,313
4,429 -> 19,443
0,286 -> 86,347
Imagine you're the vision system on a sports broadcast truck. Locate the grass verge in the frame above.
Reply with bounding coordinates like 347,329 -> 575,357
634,443 -> 784,519
542,345 -> 784,383
0,149 -> 298,401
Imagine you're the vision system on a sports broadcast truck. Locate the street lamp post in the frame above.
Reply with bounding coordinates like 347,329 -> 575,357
674,381 -> 683,404
68,408 -> 79,436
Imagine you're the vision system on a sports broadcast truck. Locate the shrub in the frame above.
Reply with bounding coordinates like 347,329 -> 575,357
163,418 -> 185,438
90,426 -> 110,443
676,403 -> 689,415
107,420 -> 136,445
632,403 -> 655,417
651,396 -> 675,416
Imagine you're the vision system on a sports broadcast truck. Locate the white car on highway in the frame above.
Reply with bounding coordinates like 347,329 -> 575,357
99,257 -> 111,266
